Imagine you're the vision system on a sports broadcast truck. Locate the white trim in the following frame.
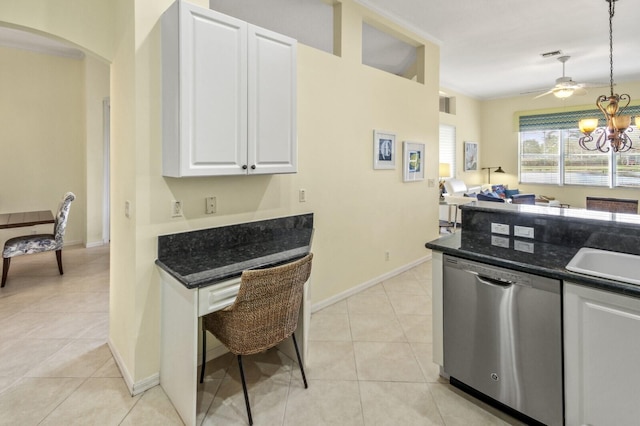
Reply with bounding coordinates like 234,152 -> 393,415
85,240 -> 107,249
107,338 -> 160,396
311,255 -> 432,312
353,0 -> 442,46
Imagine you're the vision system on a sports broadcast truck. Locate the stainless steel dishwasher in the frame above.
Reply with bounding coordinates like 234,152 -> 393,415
443,254 -> 563,426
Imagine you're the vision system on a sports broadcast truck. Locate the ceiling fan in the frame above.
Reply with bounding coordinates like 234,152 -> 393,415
531,56 -> 588,99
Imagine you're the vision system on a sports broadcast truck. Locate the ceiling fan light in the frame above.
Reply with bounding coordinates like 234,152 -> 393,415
553,88 -> 573,99
636,116 -> 640,128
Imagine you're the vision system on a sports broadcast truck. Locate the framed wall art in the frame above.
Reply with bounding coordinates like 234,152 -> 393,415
403,141 -> 425,182
464,141 -> 478,171
373,130 -> 396,169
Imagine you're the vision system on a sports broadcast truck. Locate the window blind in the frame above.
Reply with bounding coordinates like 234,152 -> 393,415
439,124 -> 456,178
519,105 -> 640,131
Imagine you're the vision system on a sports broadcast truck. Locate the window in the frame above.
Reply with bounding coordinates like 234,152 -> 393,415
439,124 -> 456,178
519,107 -> 640,187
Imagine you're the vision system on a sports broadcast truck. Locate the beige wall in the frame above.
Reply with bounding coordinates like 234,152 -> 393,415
0,46 -> 87,246
480,81 -> 640,208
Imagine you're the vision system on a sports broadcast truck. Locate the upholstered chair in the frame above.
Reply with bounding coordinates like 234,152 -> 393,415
1,192 -> 76,287
200,253 -> 313,425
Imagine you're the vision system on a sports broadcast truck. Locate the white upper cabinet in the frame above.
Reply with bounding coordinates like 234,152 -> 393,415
161,1 -> 297,177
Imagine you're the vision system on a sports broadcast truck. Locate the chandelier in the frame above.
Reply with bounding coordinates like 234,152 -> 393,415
578,0 -> 637,153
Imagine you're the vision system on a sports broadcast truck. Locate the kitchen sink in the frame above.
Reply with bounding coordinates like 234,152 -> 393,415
566,247 -> 640,285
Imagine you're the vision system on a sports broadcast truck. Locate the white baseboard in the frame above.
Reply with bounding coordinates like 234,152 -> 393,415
107,338 -> 160,396
85,240 -> 108,248
311,255 -> 432,313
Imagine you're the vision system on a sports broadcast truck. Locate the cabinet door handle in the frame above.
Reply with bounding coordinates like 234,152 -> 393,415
251,165 -> 256,170
242,165 -> 248,170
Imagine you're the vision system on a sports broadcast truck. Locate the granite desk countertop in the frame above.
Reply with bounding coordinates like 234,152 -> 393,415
426,231 -> 640,299
156,213 -> 313,289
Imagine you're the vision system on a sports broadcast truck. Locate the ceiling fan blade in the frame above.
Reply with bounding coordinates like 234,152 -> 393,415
573,87 -> 588,96
533,89 -> 555,99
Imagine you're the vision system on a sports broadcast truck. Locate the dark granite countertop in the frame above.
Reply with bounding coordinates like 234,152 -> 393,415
156,213 -> 313,289
426,231 -> 640,299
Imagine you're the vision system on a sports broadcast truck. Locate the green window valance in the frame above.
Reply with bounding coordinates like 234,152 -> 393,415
519,105 -> 640,131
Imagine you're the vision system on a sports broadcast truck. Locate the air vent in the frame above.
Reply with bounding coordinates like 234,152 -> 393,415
541,50 -> 563,58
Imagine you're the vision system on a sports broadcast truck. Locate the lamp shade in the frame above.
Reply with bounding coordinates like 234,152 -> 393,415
439,163 -> 451,178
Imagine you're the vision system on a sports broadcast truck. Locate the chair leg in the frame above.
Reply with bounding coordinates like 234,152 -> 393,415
200,327 -> 206,384
292,332 -> 308,389
1,257 -> 9,288
55,250 -> 63,275
237,355 -> 253,426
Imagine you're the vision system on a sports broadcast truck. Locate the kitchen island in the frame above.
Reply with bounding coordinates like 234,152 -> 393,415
426,201 -> 640,426
156,213 -> 313,426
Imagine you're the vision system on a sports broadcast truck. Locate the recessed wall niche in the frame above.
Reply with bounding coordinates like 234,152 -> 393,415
209,0 -> 334,55
361,21 -> 419,82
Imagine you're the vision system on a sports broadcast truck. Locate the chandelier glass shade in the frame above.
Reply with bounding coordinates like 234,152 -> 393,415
578,0 -> 635,153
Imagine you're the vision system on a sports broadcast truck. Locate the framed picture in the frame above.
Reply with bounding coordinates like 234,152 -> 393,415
464,141 -> 478,171
403,141 -> 425,182
373,130 -> 396,169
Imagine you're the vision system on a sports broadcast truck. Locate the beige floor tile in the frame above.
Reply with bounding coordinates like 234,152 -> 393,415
347,291 -> 394,315
284,380 -> 364,426
382,271 -> 428,295
203,351 -> 292,426
0,377 -> 84,425
0,338 -> 69,377
25,312 -> 108,339
0,376 -> 19,394
349,313 -> 406,342
120,385 -> 184,426
92,357 -> 123,378
428,383 -> 523,426
359,381 -> 444,425
305,341 -> 357,381
387,292 -> 432,315
410,342 -> 445,383
353,341 -> 424,382
316,299 -> 347,315
29,291 -> 108,313
76,312 -> 109,339
0,311 -> 52,340
397,314 -> 433,343
309,312 -> 352,341
39,377 -> 141,426
199,351 -> 234,381
24,339 -> 112,378
196,378 -> 223,425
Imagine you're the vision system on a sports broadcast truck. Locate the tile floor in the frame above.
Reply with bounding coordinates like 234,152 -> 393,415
0,245 -> 522,425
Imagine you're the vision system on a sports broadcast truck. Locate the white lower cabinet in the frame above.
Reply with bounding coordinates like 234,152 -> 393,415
564,282 -> 640,426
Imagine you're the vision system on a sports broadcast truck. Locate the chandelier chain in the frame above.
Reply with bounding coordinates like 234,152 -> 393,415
609,0 -> 614,96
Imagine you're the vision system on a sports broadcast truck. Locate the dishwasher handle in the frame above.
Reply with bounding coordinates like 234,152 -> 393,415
476,274 -> 515,288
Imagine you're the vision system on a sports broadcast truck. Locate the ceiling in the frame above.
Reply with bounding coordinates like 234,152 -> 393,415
2,0 -> 639,101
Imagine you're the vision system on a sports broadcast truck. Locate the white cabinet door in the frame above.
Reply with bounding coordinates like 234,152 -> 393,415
247,25 -> 297,174
163,2 -> 247,177
162,1 -> 296,177
564,282 -> 640,426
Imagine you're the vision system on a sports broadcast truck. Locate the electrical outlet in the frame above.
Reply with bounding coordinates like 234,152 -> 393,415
171,200 -> 183,218
514,225 -> 534,239
125,200 -> 130,218
427,179 -> 435,187
385,251 -> 390,261
299,189 -> 306,203
491,223 -> 510,235
205,197 -> 216,214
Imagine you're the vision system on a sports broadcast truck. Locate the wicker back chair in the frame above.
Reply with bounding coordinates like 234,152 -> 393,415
200,253 -> 313,425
